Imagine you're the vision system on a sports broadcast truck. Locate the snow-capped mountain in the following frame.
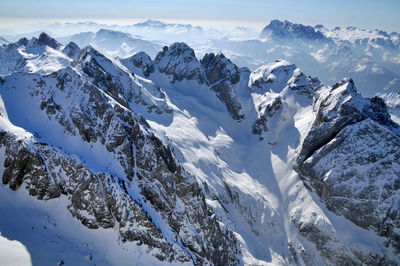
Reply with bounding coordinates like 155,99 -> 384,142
58,29 -> 163,58
260,20 -> 327,41
0,33 -> 72,75
1,33 -> 400,265
6,19 -> 399,106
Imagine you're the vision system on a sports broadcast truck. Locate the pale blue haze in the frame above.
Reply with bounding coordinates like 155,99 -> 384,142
1,0 -> 400,31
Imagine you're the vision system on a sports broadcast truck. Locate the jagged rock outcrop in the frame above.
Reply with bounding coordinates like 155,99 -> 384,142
296,78 -> 400,255
250,60 -> 299,92
0,33 -> 72,75
260,20 -> 326,40
201,52 -> 244,120
252,96 -> 282,136
296,78 -> 399,167
121,51 -> 155,77
154,42 -> 207,84
74,45 -> 171,114
249,60 -> 320,136
37,32 -> 62,50
62,41 -> 81,60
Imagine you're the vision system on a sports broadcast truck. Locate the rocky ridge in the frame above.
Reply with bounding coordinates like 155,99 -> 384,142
296,78 -> 400,256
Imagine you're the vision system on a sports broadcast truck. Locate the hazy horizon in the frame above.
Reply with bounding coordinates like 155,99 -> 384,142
1,0 -> 400,33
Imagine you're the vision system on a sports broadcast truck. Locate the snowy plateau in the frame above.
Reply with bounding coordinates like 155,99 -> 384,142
0,19 -> 399,265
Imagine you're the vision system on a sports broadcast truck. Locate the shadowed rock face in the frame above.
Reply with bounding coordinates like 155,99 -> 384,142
260,20 -> 327,41
296,78 -> 399,168
201,52 -> 244,120
201,53 -> 240,85
154,42 -> 207,84
62,41 -> 81,60
121,51 -> 155,77
296,78 -> 400,255
252,96 -> 282,136
37,32 -> 62,50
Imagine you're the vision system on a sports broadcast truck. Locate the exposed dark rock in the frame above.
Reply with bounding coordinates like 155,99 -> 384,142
201,52 -> 244,120
154,42 -> 207,83
120,51 -> 155,77
252,96 -> 282,136
62,42 -> 81,59
296,78 -> 399,169
37,32 -> 62,50
296,78 -> 400,256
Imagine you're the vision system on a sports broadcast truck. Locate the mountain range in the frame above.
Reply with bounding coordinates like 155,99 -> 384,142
0,22 -> 399,265
4,19 -> 398,109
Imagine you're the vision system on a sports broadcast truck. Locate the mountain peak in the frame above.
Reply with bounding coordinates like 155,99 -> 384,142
37,32 -> 62,50
154,42 -> 206,83
95,28 -> 130,39
201,52 -> 244,120
134,19 -> 166,28
201,52 -> 240,85
62,41 -> 81,60
164,42 -> 194,54
120,51 -> 155,77
249,59 -> 298,91
331,77 -> 356,93
260,19 -> 326,40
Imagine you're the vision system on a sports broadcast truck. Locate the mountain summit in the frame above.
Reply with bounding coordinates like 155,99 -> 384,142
260,19 -> 327,40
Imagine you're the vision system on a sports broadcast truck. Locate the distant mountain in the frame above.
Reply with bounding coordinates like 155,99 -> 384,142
132,19 -> 203,33
58,29 -> 163,58
0,32 -> 72,75
204,20 -> 400,112
260,20 -> 327,41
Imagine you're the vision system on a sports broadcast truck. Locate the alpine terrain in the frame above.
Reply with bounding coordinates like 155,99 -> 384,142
0,30 -> 399,265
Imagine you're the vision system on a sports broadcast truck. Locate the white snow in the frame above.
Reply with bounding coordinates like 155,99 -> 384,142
0,234 -> 32,266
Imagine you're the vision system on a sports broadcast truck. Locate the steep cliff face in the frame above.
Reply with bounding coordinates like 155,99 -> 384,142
121,51 -> 155,77
201,52 -> 245,120
62,41 -> 81,60
295,78 -> 400,255
154,43 -> 207,84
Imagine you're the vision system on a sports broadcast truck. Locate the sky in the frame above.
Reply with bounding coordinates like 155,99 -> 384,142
1,0 -> 400,32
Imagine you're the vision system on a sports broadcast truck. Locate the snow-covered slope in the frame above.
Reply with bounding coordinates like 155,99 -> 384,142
1,37 -> 400,265
0,33 -> 72,75
0,233 -> 31,266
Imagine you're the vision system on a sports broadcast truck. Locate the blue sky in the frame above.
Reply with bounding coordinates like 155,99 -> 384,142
1,0 -> 400,31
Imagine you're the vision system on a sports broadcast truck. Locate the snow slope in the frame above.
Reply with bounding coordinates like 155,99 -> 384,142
0,233 -> 31,266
